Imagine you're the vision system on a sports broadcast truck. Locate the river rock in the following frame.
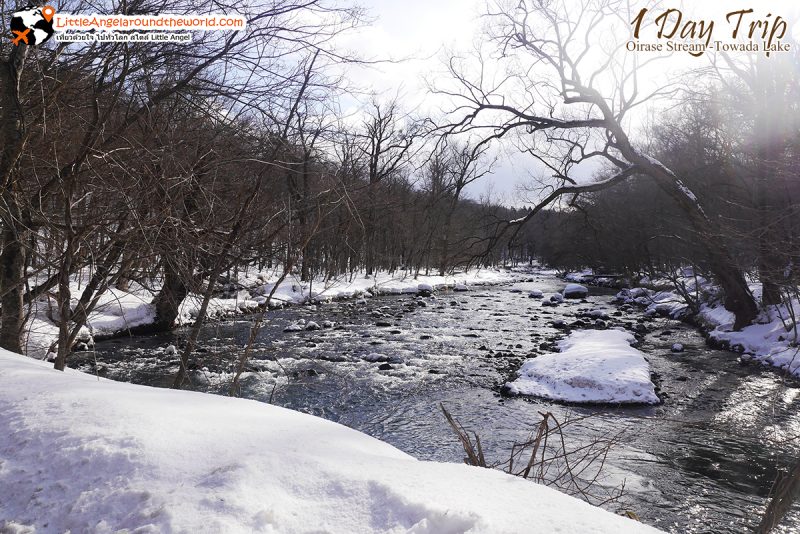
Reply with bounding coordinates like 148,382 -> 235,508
284,321 -> 305,332
563,283 -> 589,299
528,289 -> 544,299
671,343 -> 684,353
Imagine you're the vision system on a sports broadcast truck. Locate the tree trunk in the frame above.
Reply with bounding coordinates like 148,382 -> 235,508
633,155 -> 758,329
0,46 -> 29,354
150,262 -> 189,332
0,225 -> 25,353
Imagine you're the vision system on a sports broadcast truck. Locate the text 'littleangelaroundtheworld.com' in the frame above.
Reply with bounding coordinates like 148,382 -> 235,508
55,31 -> 193,43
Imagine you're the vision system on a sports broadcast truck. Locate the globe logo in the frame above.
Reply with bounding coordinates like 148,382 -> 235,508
10,5 -> 55,46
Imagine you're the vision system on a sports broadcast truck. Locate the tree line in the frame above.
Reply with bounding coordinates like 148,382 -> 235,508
0,0 -> 522,369
1,0 -> 798,372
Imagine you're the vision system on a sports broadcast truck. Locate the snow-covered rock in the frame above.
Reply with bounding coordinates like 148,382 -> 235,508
0,350 -> 661,533
283,320 -> 305,332
563,284 -> 589,299
671,343 -> 684,353
565,270 -> 592,282
305,321 -> 321,331
505,330 -> 660,405
453,282 -> 469,292
417,283 -> 434,295
529,289 -> 544,299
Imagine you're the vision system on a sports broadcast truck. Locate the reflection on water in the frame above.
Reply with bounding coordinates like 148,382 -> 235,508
81,274 -> 800,533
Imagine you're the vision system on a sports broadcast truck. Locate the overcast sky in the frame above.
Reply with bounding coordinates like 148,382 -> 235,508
335,0 -> 800,206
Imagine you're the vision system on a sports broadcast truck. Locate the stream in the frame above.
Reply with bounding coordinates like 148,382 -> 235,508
74,270 -> 800,533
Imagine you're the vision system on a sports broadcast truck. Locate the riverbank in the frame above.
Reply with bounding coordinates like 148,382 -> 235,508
0,348 -> 661,534
22,267 -> 529,361
611,270 -> 800,379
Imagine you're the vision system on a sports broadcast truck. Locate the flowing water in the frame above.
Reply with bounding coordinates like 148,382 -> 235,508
75,270 -> 800,533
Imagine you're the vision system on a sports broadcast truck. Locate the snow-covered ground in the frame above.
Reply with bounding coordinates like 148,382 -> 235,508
0,350 -> 661,533
22,268 -> 519,360
505,330 -> 660,405
615,271 -> 800,378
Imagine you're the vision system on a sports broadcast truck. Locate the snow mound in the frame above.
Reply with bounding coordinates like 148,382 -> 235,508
0,351 -> 660,533
506,330 -> 660,405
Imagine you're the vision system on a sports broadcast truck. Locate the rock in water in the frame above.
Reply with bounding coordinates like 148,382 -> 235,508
563,284 -> 589,299
671,343 -> 684,353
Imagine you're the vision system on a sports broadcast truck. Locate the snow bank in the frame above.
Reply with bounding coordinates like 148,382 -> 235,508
506,330 -> 660,405
699,302 -> 800,376
0,351 -> 660,534
616,271 -> 800,378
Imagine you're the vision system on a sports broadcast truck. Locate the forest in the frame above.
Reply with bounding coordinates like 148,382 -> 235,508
1,0 -> 799,532
1,0 -> 796,364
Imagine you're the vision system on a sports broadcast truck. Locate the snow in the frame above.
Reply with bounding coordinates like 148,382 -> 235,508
616,270 -> 800,377
565,270 -> 593,282
0,350 -> 661,534
505,330 -> 660,405
563,283 -> 589,298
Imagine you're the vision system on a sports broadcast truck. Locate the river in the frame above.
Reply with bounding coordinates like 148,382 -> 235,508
74,269 -> 800,533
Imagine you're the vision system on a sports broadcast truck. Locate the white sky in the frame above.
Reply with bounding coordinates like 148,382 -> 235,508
336,0 -> 800,206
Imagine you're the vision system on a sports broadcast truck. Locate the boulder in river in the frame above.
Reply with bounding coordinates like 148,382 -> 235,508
528,290 -> 543,299
671,343 -> 684,353
562,284 -> 589,299
284,321 -> 305,332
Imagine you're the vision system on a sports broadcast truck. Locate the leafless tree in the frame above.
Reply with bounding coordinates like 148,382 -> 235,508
435,0 -> 758,328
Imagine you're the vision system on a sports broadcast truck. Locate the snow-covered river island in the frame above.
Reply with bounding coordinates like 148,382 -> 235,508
6,269 -> 800,533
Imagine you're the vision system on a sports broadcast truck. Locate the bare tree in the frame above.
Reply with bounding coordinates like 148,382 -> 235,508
436,0 -> 758,328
